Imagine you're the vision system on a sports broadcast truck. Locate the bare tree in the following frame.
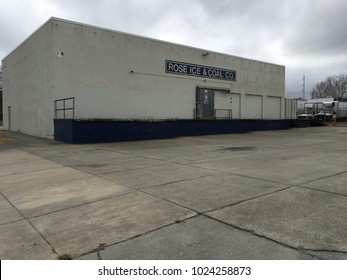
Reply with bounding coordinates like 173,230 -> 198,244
311,74 -> 347,99
311,81 -> 326,98
335,74 -> 347,97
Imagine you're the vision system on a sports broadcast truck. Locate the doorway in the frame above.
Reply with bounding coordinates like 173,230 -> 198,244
196,88 -> 214,119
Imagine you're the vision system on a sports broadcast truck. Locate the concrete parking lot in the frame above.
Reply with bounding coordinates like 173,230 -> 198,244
0,125 -> 346,260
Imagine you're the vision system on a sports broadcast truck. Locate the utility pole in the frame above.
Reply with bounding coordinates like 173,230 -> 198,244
302,75 -> 306,100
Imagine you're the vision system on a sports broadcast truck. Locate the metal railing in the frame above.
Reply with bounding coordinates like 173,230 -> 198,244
54,97 -> 75,119
194,106 -> 232,119
214,109 -> 232,119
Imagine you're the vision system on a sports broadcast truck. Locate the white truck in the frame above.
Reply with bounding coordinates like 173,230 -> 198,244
297,98 -> 347,121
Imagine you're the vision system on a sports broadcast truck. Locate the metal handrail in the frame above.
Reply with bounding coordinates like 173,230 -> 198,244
194,106 -> 232,119
214,109 -> 232,119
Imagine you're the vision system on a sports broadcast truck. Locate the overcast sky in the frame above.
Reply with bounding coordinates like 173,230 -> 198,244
1,0 -> 347,98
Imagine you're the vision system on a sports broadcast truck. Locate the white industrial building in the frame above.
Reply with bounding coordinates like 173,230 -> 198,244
2,18 -> 296,143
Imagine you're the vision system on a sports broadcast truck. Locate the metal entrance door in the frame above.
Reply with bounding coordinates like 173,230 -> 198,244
196,88 -> 214,119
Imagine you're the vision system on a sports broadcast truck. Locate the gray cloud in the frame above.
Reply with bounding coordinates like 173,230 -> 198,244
283,0 -> 347,56
1,0 -> 347,98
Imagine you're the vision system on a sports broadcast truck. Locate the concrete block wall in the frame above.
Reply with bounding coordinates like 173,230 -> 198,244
2,20 -> 54,138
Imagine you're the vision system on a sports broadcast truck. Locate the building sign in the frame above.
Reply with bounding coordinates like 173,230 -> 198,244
165,60 -> 236,81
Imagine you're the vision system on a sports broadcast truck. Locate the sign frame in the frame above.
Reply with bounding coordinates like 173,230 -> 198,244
165,60 -> 236,82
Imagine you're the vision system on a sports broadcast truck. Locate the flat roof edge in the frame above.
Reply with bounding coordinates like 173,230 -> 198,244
3,17 -> 285,68
51,17 -> 284,67
2,17 -> 56,63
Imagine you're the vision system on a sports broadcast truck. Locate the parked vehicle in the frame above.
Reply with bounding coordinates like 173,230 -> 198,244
297,98 -> 347,121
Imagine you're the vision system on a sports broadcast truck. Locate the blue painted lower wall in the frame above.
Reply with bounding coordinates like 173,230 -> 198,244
54,119 -> 311,144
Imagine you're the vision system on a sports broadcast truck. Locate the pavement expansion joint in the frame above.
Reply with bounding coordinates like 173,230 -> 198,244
201,185 -> 294,214
138,172 -> 224,190
296,170 -> 347,186
308,248 -> 347,254
24,190 -> 137,219
298,185 -> 347,198
2,126 -> 347,259
203,214 -> 308,253
77,214 -> 199,260
188,166 -> 297,187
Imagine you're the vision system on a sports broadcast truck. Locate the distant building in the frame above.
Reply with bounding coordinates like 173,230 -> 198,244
2,18 -> 297,143
0,69 -> 3,122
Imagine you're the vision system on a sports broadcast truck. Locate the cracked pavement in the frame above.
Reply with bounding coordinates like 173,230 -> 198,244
0,125 -> 346,259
